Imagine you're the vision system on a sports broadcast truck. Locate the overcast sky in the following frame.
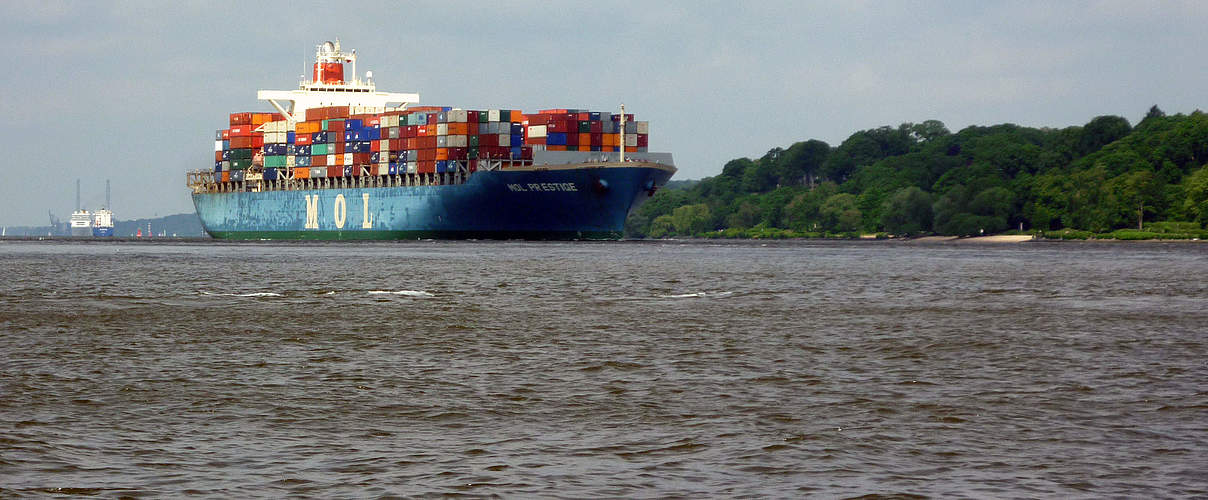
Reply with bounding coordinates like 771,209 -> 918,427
2,1 -> 1207,226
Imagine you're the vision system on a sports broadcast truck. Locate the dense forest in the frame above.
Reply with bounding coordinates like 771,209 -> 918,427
626,106 -> 1208,239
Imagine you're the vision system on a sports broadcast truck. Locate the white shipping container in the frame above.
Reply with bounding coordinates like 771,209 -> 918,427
498,133 -> 509,146
436,123 -> 448,136
488,109 -> 501,122
387,127 -> 400,139
379,139 -> 390,151
436,136 -> 448,148
528,125 -> 547,138
286,155 -> 296,167
343,153 -> 353,166
625,134 -> 637,147
448,109 -> 468,123
447,135 -> 467,147
215,140 -> 224,152
327,154 -> 336,166
636,121 -> 649,134
407,161 -> 417,174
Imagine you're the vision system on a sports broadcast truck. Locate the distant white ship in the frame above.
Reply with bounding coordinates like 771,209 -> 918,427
70,209 -> 93,237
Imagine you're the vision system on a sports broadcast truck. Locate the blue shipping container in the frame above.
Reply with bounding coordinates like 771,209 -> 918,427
510,135 -> 522,147
313,131 -> 327,143
346,119 -> 363,129
214,162 -> 223,172
367,128 -> 381,141
342,166 -> 353,177
436,160 -> 448,173
286,131 -> 295,143
296,145 -> 311,156
548,132 -> 567,145
222,140 -> 230,150
264,168 -> 279,181
510,123 -> 523,134
388,163 -> 398,175
296,156 -> 312,167
511,147 -> 522,158
370,152 -> 380,163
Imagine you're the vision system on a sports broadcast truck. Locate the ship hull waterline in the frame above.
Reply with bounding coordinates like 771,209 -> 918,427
192,163 -> 674,240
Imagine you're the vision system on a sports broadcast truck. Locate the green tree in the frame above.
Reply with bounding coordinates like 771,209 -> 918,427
820,193 -> 861,232
880,186 -> 933,236
1182,165 -> 1208,224
670,204 -> 713,235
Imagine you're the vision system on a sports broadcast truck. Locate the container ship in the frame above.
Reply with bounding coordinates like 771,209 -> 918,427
186,40 -> 675,240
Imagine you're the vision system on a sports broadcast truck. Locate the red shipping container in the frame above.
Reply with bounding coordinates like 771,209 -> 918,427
295,134 -> 312,146
528,137 -> 546,145
404,125 -> 416,138
220,129 -> 230,140
405,138 -> 416,149
327,166 -> 343,178
590,121 -> 602,133
417,160 -> 436,174
450,147 -> 467,160
590,133 -> 602,146
371,141 -> 381,152
313,155 -> 327,167
418,149 -> 436,161
467,110 -> 479,122
576,112 -> 590,121
354,153 -> 371,164
567,133 -> 579,146
637,134 -> 648,147
229,112 -> 253,126
389,138 -> 402,150
334,142 -> 345,155
468,159 -> 478,172
422,136 -> 437,149
327,106 -> 350,119
214,151 -> 223,162
230,137 -> 252,148
252,135 -> 264,148
229,125 -> 253,137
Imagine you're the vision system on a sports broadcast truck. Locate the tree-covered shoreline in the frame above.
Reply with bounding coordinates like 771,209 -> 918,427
626,107 -> 1208,240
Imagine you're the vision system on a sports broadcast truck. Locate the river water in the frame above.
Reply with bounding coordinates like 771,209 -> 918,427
1,239 -> 1205,498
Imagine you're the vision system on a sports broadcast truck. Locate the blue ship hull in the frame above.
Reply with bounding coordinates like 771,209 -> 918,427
192,164 -> 673,240
92,227 -> 114,237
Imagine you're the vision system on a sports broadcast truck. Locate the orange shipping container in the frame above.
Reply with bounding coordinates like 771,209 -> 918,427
578,133 -> 591,146
294,167 -> 310,179
296,121 -> 320,134
251,113 -> 275,126
435,148 -> 449,160
448,122 -> 469,135
603,133 -> 618,147
221,171 -> 230,183
313,155 -> 327,167
548,145 -> 567,151
229,136 -> 253,149
625,146 -> 638,152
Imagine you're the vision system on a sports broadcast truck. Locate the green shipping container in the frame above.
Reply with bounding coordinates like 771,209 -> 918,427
265,156 -> 287,168
312,143 -> 329,155
468,147 -> 478,160
230,159 -> 251,170
469,135 -> 479,147
229,148 -> 253,160
578,121 -> 591,133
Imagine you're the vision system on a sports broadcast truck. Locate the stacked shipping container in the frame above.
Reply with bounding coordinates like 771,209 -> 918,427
213,106 -> 649,183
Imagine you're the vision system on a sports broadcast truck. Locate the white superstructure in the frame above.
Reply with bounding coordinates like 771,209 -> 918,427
69,209 -> 92,237
257,39 -> 419,122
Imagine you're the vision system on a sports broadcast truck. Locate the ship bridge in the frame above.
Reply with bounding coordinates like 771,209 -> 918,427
257,39 -> 419,121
